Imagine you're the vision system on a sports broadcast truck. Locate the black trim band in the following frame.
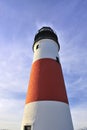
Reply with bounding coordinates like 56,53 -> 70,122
33,27 -> 60,51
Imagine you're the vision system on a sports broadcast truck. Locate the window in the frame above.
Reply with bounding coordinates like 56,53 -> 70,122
24,125 -> 31,130
56,56 -> 59,63
36,44 -> 39,50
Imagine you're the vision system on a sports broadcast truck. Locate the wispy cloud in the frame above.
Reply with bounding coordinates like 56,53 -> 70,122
0,99 -> 24,130
0,43 -> 32,91
58,28 -> 87,107
0,40 -> 33,130
71,104 -> 87,130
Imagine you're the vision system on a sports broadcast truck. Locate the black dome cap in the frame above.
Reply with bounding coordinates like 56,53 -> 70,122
33,27 -> 60,51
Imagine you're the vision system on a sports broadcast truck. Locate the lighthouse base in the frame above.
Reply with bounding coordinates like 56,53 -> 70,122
21,101 -> 73,130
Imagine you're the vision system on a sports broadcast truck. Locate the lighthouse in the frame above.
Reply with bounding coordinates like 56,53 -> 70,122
21,27 -> 73,130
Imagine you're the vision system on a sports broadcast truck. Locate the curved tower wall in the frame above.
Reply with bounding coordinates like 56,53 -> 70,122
21,27 -> 73,130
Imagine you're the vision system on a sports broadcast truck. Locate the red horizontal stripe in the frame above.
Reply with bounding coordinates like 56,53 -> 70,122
26,59 -> 68,104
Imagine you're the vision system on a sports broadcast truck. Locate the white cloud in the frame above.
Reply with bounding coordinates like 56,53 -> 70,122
71,104 -> 87,130
0,99 -> 24,130
57,29 -> 87,92
0,42 -> 33,93
0,41 -> 33,130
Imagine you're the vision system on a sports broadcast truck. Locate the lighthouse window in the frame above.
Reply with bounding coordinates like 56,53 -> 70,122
36,44 -> 39,50
56,56 -> 59,63
24,125 -> 31,130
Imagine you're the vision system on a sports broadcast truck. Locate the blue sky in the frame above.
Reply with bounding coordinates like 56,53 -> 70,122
0,0 -> 87,130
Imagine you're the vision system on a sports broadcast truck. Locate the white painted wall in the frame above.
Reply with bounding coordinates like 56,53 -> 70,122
33,39 -> 60,63
21,101 -> 73,130
21,39 -> 73,130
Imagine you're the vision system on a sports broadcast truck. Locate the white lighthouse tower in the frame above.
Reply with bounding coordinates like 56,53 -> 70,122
21,27 -> 73,130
